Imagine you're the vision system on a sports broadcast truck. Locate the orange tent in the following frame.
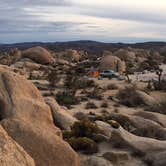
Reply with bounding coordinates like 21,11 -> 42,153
88,70 -> 100,78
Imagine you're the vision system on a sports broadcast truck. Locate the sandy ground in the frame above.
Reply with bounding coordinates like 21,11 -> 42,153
31,69 -> 166,119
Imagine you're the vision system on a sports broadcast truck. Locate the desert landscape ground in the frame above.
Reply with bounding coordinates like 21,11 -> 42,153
0,42 -> 165,166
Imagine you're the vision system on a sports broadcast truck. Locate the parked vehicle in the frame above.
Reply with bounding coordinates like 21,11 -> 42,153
100,70 -> 119,79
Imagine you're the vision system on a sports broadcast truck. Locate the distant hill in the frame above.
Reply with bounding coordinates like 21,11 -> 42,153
1,40 -> 166,55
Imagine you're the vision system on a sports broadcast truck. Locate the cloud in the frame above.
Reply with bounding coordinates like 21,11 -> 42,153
71,0 -> 166,24
0,20 -> 85,33
0,0 -> 70,7
0,0 -> 166,43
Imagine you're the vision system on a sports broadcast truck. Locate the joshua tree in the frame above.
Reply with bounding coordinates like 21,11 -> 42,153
47,69 -> 60,88
156,68 -> 163,84
125,62 -> 132,83
64,69 -> 79,96
153,68 -> 165,91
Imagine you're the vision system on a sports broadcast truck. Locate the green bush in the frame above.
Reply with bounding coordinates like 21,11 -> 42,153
71,119 -> 100,138
76,78 -> 96,88
63,119 -> 101,154
101,101 -> 108,108
153,80 -> 166,91
56,91 -> 78,107
89,115 -> 106,122
85,102 -> 98,109
68,137 -> 98,154
63,131 -> 73,139
74,112 -> 87,120
87,87 -> 103,100
107,113 -> 134,131
107,83 -> 118,90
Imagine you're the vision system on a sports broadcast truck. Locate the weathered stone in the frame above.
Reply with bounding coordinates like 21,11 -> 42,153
0,125 -> 35,166
0,65 -> 79,166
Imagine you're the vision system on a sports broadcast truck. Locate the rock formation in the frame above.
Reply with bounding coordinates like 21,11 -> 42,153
45,97 -> 77,131
100,54 -> 126,74
67,49 -> 81,62
22,46 -> 54,64
96,121 -> 166,166
0,125 -> 35,166
114,48 -> 136,62
0,65 -> 79,166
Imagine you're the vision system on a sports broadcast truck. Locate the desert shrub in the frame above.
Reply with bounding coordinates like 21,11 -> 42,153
76,78 -> 96,89
147,81 -> 153,91
117,86 -> 145,107
101,101 -> 108,108
145,100 -> 166,115
153,80 -> 166,91
79,96 -> 88,102
107,120 -> 120,129
74,112 -> 87,120
89,112 -> 96,116
71,119 -> 100,138
114,108 -> 119,113
107,83 -> 119,90
63,119 -> 101,154
68,137 -> 98,154
88,115 -> 106,122
107,96 -> 113,100
56,91 -> 78,107
62,131 -> 73,139
101,109 -> 109,114
87,86 -> 103,100
85,102 -> 98,109
47,69 -> 60,87
91,133 -> 107,143
107,113 -> 135,132
113,103 -> 121,107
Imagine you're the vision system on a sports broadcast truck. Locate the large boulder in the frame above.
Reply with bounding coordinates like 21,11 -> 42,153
117,87 -> 157,107
45,97 -> 77,130
22,46 -> 54,64
100,54 -> 126,74
0,65 -> 79,166
0,125 -> 35,166
96,122 -> 166,165
114,48 -> 136,62
67,49 -> 81,62
135,90 -> 157,106
110,127 -> 166,157
134,111 -> 166,127
107,113 -> 166,140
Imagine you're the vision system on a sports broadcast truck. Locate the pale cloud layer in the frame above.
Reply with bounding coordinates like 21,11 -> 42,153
0,0 -> 166,43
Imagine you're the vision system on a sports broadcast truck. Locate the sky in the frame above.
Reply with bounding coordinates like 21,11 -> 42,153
0,0 -> 166,43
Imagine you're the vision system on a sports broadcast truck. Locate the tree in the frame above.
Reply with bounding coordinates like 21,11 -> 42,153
47,69 -> 60,88
156,68 -> 163,84
125,62 -> 132,83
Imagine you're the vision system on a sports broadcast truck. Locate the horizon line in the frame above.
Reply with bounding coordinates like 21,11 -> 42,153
1,40 -> 166,45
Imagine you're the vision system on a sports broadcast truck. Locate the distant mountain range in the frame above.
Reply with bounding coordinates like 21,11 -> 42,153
1,40 -> 166,54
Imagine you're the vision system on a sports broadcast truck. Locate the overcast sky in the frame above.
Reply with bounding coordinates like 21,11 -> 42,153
0,0 -> 166,43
